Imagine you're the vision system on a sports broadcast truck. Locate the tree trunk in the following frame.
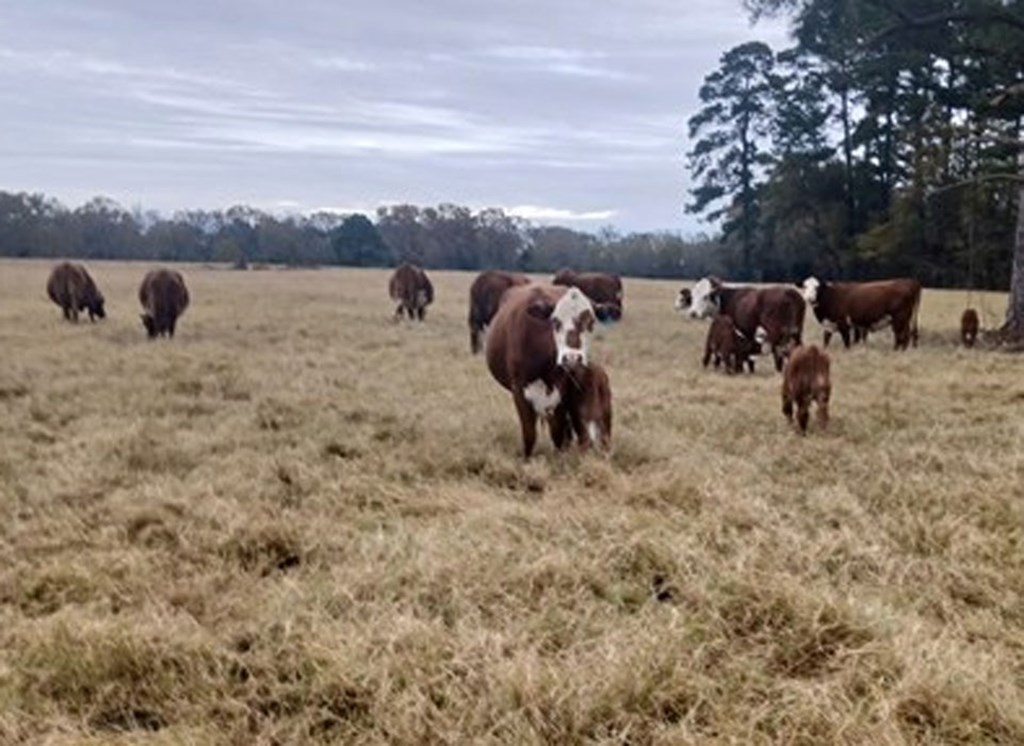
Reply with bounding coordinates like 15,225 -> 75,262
1004,171 -> 1024,341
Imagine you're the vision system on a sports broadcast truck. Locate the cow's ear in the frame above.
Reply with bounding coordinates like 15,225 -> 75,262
593,303 -> 620,323
527,300 -> 555,320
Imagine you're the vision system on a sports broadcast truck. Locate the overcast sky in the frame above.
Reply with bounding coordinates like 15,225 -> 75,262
0,1 -> 789,233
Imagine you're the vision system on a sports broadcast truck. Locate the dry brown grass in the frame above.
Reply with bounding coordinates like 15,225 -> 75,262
1,259 -> 1022,745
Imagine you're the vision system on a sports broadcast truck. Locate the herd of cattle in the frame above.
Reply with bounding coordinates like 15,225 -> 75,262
47,261 -> 189,338
43,260 -> 978,457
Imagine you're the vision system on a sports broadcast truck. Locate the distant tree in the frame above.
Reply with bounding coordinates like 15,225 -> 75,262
330,214 -> 392,266
687,41 -> 778,278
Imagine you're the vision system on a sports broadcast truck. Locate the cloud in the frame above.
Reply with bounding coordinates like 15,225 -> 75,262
507,205 -> 618,222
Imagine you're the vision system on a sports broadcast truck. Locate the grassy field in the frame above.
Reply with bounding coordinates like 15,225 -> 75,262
0,259 -> 1022,745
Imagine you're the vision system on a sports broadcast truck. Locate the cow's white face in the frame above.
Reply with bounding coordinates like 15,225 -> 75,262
551,287 -> 596,369
686,277 -> 719,319
801,276 -> 821,305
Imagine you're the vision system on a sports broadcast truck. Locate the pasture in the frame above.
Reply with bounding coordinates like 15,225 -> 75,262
0,259 -> 1022,744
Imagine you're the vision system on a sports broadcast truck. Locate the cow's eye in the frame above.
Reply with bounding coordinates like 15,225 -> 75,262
552,318 -> 562,331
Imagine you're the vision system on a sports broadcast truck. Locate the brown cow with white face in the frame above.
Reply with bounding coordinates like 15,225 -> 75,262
799,277 -> 921,350
552,268 -> 623,321
485,284 -> 604,458
388,263 -> 434,321
468,270 -> 530,353
679,276 -> 805,372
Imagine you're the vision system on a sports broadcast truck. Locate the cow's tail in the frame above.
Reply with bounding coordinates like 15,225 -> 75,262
910,287 -> 922,348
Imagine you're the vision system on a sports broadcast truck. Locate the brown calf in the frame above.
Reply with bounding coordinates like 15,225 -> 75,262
781,345 -> 831,434
566,362 -> 612,453
702,314 -> 759,373
961,308 -> 979,348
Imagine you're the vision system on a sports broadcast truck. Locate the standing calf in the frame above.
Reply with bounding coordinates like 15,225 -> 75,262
702,314 -> 760,373
566,362 -> 612,453
960,308 -> 979,348
781,345 -> 831,434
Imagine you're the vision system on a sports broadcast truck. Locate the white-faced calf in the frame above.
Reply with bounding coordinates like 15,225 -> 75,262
781,344 -> 831,434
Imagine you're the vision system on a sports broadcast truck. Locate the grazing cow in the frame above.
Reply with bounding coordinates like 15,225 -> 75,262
46,262 -> 105,322
781,344 -> 831,434
798,277 -> 921,350
552,268 -> 624,321
485,284 -> 602,458
388,263 -> 434,321
703,314 -> 761,374
139,269 -> 189,338
468,270 -> 530,353
961,308 -> 979,348
565,362 -> 612,453
679,276 -> 805,372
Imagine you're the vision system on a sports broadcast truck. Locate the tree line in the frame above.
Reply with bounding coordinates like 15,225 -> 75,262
688,0 -> 1023,294
0,191 -> 731,279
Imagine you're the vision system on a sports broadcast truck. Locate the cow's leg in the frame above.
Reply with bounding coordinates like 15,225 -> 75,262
513,392 -> 539,459
417,306 -> 426,321
550,404 -> 574,451
822,329 -> 832,347
782,386 -> 794,422
62,304 -> 72,321
747,356 -> 755,374
168,317 -> 177,338
702,345 -> 712,368
816,388 -> 830,429
772,346 -> 785,373
839,324 -> 852,349
796,395 -> 810,434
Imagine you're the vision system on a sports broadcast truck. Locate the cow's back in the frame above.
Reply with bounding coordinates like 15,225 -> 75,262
485,284 -> 563,392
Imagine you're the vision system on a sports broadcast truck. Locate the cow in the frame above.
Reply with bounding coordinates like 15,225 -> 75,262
679,276 -> 805,372
468,270 -> 530,353
552,268 -> 623,321
388,263 -> 434,321
139,269 -> 189,338
702,314 -> 760,374
485,284 -> 603,458
961,308 -> 979,348
798,277 -> 921,350
46,262 -> 105,322
565,362 -> 612,453
781,344 -> 831,434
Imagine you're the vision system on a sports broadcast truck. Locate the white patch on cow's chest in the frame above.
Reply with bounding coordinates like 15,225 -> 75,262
524,379 -> 561,416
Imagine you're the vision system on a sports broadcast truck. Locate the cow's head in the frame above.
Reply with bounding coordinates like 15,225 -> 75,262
594,302 -> 622,323
88,293 -> 106,320
674,287 -> 692,313
682,276 -> 723,319
528,287 -> 597,370
140,313 -> 157,338
799,276 -> 823,306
